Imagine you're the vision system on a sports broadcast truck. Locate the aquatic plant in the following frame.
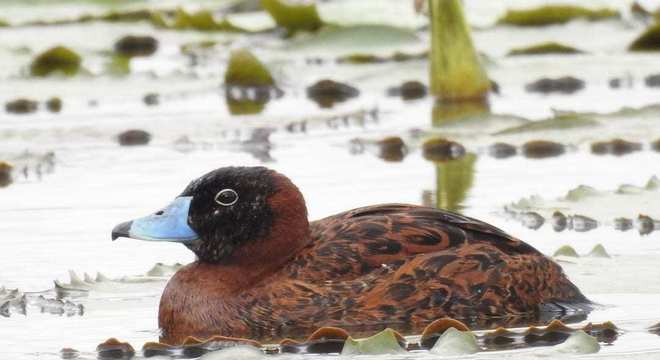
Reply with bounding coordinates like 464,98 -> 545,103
306,79 -> 359,108
498,5 -> 619,27
0,19 -> 8,27
341,328 -> 406,355
508,42 -> 583,56
429,0 -> 490,101
430,327 -> 480,355
30,46 -> 82,77
114,35 -> 158,57
434,154 -> 476,212
46,97 -> 62,113
5,99 -> 38,114
262,0 -> 323,35
553,245 -> 579,258
117,130 -> 151,146
0,162 -> 12,188
225,49 -> 275,87
171,8 -> 245,32
629,23 -> 660,51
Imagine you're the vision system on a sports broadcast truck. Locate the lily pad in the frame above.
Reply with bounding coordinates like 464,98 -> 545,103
341,328 -> 405,355
498,6 -> 619,27
508,42 -> 583,56
290,25 -> 420,56
629,23 -> 660,52
430,327 -> 480,355
262,0 -> 323,34
224,49 -> 275,87
508,176 -> 660,224
495,114 -> 597,135
587,244 -> 611,258
553,245 -> 580,258
30,46 -> 82,77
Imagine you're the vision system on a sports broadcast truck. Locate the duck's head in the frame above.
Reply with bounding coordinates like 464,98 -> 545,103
112,166 -> 309,264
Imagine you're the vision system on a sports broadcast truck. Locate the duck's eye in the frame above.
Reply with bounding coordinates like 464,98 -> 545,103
214,189 -> 238,206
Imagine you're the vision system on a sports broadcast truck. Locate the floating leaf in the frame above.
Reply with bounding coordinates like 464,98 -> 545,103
430,327 -> 480,355
341,328 -> 405,355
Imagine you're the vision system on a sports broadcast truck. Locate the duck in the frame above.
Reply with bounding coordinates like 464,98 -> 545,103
111,166 -> 590,345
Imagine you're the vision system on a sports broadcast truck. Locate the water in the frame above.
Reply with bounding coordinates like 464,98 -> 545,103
1,0 -> 660,358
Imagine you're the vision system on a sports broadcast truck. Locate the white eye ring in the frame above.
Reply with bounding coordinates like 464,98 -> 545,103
214,189 -> 239,206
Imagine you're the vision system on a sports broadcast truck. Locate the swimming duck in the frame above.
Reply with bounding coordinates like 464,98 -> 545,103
112,166 -> 589,344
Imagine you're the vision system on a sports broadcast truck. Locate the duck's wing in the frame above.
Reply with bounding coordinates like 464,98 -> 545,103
307,204 -> 537,275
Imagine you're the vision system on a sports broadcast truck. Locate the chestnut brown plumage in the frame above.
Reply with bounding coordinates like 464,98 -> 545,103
113,167 -> 589,345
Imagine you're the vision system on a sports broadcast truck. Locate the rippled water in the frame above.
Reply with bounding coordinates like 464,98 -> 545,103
1,0 -> 660,359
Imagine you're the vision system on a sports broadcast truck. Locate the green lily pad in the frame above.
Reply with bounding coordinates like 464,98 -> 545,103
498,5 -> 619,27
30,46 -> 82,77
509,176 -> 660,223
430,327 -> 480,355
494,113 -> 598,135
291,25 -> 420,56
262,0 -> 323,34
508,42 -> 583,56
553,245 -> 580,258
587,244 -> 611,258
629,23 -> 660,52
341,328 -> 405,355
224,49 -> 275,87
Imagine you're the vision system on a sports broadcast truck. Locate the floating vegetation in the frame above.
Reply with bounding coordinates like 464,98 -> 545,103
306,79 -> 359,108
525,76 -> 585,94
553,245 -> 580,258
570,214 -> 599,232
495,113 -> 597,135
507,176 -> 660,234
430,327 -> 480,355
29,46 -> 81,77
520,211 -> 545,230
429,0 -> 490,101
386,80 -> 427,100
45,97 -> 62,113
508,42 -> 583,56
646,74 -> 660,88
5,98 -> 38,114
156,8 -> 246,32
54,264 -> 181,295
551,211 -> 568,232
0,286 -> 83,318
337,50 -> 428,64
487,142 -> 517,159
281,327 -> 349,354
341,328 -> 406,355
545,330 -> 600,355
376,137 -> 407,162
117,129 -> 152,146
225,49 -> 275,88
0,162 -> 12,188
497,5 -> 619,27
587,244 -> 611,258
262,0 -> 323,35
0,18 -> 8,27
422,138 -> 466,162
97,338 -> 135,359
591,139 -> 642,156
224,48 -> 280,115
143,93 -> 159,107
94,319 -> 619,357
629,23 -> 660,52
114,35 -> 158,57
420,318 -> 470,349
521,140 -> 566,159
